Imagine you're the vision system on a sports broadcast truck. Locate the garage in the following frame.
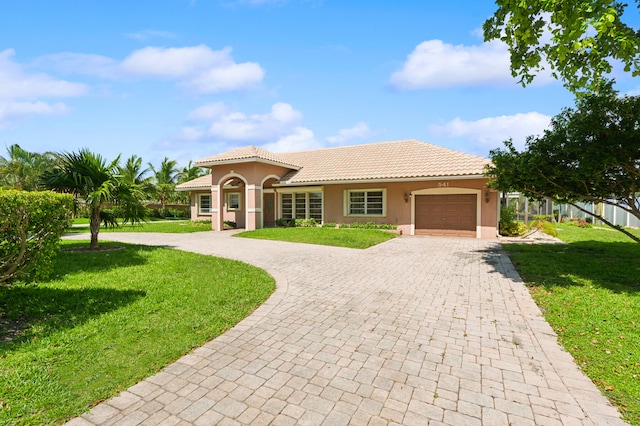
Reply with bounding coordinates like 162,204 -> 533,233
415,194 -> 477,237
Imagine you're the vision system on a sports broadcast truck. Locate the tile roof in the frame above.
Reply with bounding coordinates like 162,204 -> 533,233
195,145 -> 301,169
175,174 -> 211,191
184,139 -> 490,188
276,139 -> 489,184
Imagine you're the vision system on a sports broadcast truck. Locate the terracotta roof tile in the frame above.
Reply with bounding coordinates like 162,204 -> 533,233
175,174 -> 211,191
195,145 -> 301,169
190,140 -> 489,186
276,139 -> 489,183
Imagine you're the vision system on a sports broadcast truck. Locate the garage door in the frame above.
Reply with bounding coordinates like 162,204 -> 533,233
415,194 -> 477,237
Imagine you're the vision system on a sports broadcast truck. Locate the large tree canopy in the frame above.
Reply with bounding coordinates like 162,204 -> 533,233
487,89 -> 640,242
483,0 -> 640,92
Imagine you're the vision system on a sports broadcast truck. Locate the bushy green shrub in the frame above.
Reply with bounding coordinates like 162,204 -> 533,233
528,214 -> 559,237
275,218 -> 295,227
0,190 -> 73,285
321,222 -> 337,228
499,206 -> 527,236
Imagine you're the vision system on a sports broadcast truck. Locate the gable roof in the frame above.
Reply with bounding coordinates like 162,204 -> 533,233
195,145 -> 301,170
183,139 -> 490,188
276,139 -> 489,184
175,174 -> 211,191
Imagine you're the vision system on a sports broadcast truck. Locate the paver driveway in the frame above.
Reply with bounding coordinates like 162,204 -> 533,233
64,232 -> 626,426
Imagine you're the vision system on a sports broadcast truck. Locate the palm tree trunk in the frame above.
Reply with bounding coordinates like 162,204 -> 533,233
90,207 -> 101,249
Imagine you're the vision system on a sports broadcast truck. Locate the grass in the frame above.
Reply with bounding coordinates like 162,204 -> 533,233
502,223 -> 640,424
0,240 -> 275,425
68,220 -> 212,234
72,217 -> 187,225
235,227 -> 397,249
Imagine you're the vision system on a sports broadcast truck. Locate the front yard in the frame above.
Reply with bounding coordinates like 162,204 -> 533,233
503,223 -> 640,425
0,241 -> 274,425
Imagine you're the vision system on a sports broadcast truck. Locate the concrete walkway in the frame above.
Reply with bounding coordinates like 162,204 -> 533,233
64,232 -> 626,426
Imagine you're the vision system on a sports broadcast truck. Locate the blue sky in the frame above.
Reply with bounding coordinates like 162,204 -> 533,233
1,1 -> 638,168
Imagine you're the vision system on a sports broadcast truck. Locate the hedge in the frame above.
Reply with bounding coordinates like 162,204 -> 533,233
0,190 -> 73,285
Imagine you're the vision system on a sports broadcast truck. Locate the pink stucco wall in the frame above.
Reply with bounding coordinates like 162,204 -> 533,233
187,162 -> 498,239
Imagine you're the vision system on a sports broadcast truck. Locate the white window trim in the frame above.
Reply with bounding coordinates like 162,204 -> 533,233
226,192 -> 242,211
197,193 -> 212,216
278,188 -> 324,222
344,188 -> 387,217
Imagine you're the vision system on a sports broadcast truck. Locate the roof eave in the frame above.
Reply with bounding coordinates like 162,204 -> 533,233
195,157 -> 301,170
274,173 -> 488,187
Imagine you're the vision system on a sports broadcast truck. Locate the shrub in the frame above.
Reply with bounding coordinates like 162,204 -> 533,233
223,221 -> 237,229
499,206 -> 527,236
0,190 -> 73,285
321,222 -> 337,228
275,218 -> 295,227
529,215 -> 559,237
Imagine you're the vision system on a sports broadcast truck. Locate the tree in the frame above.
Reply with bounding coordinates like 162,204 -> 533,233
43,149 -> 147,249
486,89 -> 640,243
177,160 -> 207,184
483,0 -> 640,92
0,144 -> 57,191
149,157 -> 179,217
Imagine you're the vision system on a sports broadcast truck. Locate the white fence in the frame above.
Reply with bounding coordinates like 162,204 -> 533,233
503,193 -> 640,228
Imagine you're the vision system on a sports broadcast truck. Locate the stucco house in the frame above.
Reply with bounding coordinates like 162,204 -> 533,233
176,139 -> 499,239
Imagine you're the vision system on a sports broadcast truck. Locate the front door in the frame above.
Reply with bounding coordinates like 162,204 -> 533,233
263,193 -> 275,227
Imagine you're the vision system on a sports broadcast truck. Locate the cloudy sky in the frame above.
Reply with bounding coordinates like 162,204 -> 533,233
2,1 -> 638,167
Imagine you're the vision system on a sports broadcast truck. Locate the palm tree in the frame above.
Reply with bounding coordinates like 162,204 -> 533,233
43,149 -> 147,249
177,160 -> 206,183
149,157 -> 179,217
0,144 -> 57,191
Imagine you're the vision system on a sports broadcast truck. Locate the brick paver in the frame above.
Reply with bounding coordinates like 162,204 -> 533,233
63,232 -> 627,425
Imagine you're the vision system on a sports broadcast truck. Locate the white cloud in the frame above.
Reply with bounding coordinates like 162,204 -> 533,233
183,61 -> 264,93
0,101 -> 69,128
429,112 -> 552,150
390,40 -> 516,89
205,102 -> 302,140
0,49 -> 88,100
262,127 -> 321,152
121,45 -> 229,77
186,102 -> 228,121
39,45 -> 265,94
326,121 -> 372,145
390,39 -> 550,89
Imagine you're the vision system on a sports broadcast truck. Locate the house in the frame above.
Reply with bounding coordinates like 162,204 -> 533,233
176,139 -> 499,238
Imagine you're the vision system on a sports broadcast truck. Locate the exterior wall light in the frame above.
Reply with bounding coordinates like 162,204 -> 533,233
404,193 -> 409,203
485,190 -> 491,203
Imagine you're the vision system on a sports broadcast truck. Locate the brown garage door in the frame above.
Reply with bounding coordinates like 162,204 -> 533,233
415,194 -> 477,237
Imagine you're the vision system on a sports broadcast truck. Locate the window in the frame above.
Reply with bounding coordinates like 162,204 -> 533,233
345,189 -> 385,217
227,192 -> 241,211
281,193 -> 293,219
198,194 -> 211,215
279,190 -> 323,221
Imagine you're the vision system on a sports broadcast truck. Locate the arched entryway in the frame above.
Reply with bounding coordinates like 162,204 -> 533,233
217,174 -> 247,231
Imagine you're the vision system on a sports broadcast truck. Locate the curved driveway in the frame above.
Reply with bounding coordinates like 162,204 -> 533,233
65,232 -> 626,425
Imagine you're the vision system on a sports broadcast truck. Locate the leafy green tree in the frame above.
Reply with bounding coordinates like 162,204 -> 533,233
149,157 -> 179,217
43,149 -> 147,249
487,89 -> 640,243
0,144 -> 57,191
483,0 -> 640,92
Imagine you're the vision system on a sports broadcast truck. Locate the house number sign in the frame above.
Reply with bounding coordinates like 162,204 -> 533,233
437,182 -> 449,187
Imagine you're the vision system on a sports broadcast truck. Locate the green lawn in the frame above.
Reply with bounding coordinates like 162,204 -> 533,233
68,220 -> 212,233
235,227 -> 397,249
503,223 -> 640,425
0,240 -> 275,425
